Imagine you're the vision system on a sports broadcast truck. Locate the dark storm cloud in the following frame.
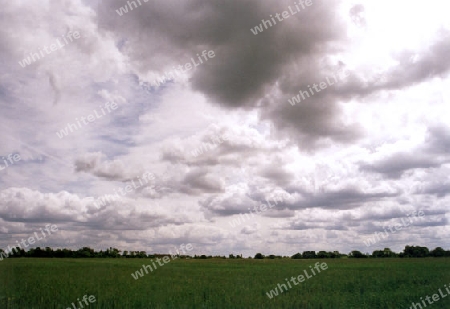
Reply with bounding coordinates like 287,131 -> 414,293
102,0 -> 450,151
266,91 -> 364,149
98,0 -> 371,148
267,29 -> 450,149
188,1 -> 346,108
267,26 -> 450,148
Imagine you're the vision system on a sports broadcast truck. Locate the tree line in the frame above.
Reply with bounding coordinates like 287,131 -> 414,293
271,246 -> 450,259
0,245 -> 449,259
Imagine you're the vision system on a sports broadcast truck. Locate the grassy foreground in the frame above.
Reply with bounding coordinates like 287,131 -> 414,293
1,258 -> 450,308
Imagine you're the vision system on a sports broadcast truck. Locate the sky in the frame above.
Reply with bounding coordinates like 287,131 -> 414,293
0,0 -> 449,257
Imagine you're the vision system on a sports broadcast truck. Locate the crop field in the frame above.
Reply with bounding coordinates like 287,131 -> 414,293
1,258 -> 450,309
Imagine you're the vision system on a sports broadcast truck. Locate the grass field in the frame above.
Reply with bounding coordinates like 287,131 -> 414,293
1,258 -> 450,308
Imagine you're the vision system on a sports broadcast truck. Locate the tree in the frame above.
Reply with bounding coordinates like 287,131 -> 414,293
254,253 -> 264,259
291,253 -> 302,259
78,247 -> 94,258
372,250 -> 384,258
138,251 -> 147,258
0,248 -> 7,260
106,247 -> 121,258
430,247 -> 446,257
45,247 -> 54,257
10,247 -> 25,258
349,250 -> 367,258
403,246 -> 429,258
317,251 -> 330,258
302,251 -> 316,259
383,248 -> 395,258
34,247 -> 44,258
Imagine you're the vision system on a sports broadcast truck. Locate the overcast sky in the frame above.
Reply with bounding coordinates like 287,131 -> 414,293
0,0 -> 449,256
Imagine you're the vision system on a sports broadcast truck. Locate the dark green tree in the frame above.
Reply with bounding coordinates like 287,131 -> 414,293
291,253 -> 302,259
403,246 -> 429,257
302,251 -> 316,259
372,250 -> 384,258
254,253 -> 264,259
430,247 -> 446,257
349,250 -> 367,258
317,251 -> 330,258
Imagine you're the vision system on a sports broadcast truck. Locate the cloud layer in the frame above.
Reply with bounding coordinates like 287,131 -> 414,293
0,0 -> 449,255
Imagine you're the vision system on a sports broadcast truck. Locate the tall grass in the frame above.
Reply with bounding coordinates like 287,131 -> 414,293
0,258 -> 449,308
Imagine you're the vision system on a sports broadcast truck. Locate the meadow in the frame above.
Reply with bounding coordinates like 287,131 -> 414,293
1,258 -> 450,308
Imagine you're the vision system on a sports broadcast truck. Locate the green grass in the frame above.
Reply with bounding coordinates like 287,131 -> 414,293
1,258 -> 450,308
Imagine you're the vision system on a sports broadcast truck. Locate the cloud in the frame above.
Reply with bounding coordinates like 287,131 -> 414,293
360,153 -> 441,179
75,152 -> 128,181
285,187 -> 399,210
96,0 -> 369,149
349,4 -> 366,29
1,0 -> 449,255
360,125 -> 450,178
179,168 -> 225,195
